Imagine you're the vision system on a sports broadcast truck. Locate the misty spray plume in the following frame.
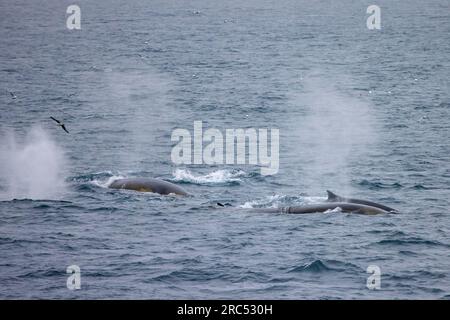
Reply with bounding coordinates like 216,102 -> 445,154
293,73 -> 378,195
0,126 -> 68,200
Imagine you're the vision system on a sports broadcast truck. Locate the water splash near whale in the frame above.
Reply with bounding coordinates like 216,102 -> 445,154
171,168 -> 246,185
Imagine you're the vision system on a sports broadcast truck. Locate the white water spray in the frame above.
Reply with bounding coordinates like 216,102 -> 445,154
0,127 -> 68,200
292,73 -> 378,195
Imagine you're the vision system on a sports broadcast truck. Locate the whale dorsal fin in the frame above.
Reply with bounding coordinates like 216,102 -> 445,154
326,190 -> 339,201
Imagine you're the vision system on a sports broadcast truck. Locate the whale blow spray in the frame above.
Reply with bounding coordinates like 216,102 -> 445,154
0,126 -> 68,200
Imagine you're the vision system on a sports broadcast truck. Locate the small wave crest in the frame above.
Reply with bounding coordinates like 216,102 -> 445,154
288,259 -> 360,274
358,179 -> 403,190
289,260 -> 332,273
170,168 -> 246,185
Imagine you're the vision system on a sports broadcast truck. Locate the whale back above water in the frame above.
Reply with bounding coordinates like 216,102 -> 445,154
108,178 -> 188,196
326,190 -> 398,213
250,202 -> 390,215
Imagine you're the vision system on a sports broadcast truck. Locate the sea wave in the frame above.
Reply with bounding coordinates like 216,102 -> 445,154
358,180 -> 403,190
287,259 -> 360,274
375,237 -> 450,248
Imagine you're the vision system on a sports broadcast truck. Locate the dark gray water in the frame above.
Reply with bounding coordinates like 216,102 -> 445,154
0,0 -> 449,299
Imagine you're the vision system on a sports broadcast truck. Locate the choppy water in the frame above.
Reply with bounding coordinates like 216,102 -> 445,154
0,0 -> 449,299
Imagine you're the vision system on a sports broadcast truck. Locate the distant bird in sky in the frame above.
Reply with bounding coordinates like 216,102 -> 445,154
50,116 -> 69,133
7,90 -> 16,99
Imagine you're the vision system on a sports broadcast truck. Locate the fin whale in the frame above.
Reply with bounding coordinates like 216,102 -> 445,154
326,190 -> 398,213
249,202 -> 390,215
221,190 -> 399,215
108,178 -> 188,196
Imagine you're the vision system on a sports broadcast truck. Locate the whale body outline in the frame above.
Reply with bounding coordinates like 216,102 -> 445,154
326,190 -> 398,213
108,178 -> 188,196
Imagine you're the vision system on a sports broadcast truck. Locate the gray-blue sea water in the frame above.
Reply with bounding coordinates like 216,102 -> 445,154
0,0 -> 449,299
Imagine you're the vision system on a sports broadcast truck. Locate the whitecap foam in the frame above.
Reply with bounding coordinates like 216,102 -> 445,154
240,195 -> 327,209
240,194 -> 288,209
90,173 -> 126,188
171,168 -> 246,185
324,207 -> 343,214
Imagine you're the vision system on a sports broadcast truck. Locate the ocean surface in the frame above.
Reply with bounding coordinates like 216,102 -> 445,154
0,0 -> 449,299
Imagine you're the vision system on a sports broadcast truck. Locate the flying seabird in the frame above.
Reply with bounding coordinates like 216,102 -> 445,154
50,116 -> 69,133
